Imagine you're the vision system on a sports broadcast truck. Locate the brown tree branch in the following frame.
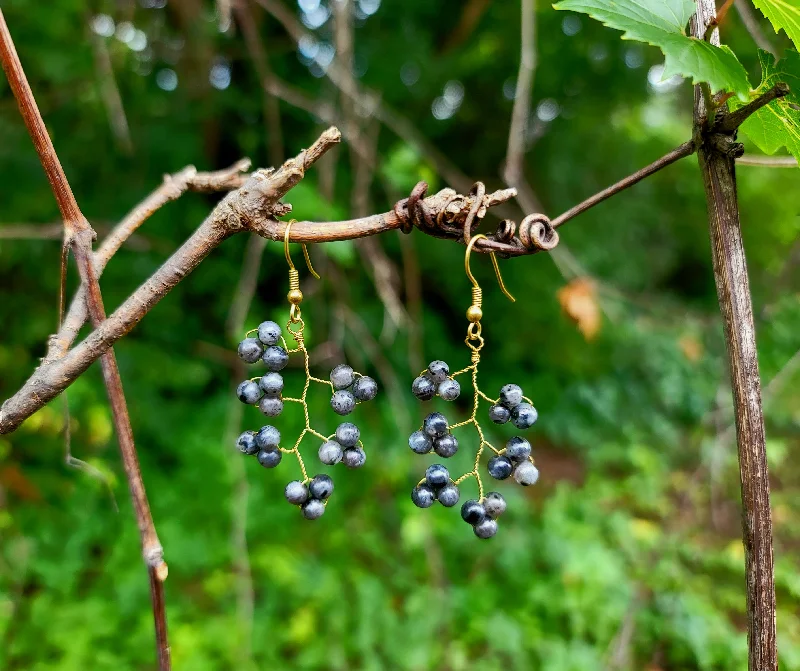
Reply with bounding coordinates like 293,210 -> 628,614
0,128 -> 342,435
0,9 -> 170,670
718,82 -> 790,132
47,159 -> 251,361
691,3 -> 777,670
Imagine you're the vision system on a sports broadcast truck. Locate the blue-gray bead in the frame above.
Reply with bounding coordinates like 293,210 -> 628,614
488,404 -> 511,424
411,375 -> 436,401
433,434 -> 459,458
425,463 -> 450,489
487,455 -> 513,480
427,360 -> 450,383
330,390 -> 356,415
330,364 -> 355,390
408,430 -> 433,454
499,384 -> 523,408
411,484 -> 436,508
309,474 -> 334,499
473,518 -> 498,539
236,431 -> 259,455
255,425 -> 281,450
238,338 -> 263,364
437,379 -> 460,401
236,380 -> 263,405
483,492 -> 507,518
460,499 -> 486,525
335,422 -> 360,447
262,345 -> 289,371
258,396 -> 283,417
342,446 -> 366,469
512,403 -> 538,429
437,484 -> 460,507
352,376 -> 378,401
257,448 -> 282,468
319,440 -> 343,465
284,480 -> 309,505
258,372 -> 284,397
301,499 -> 326,520
513,461 -> 539,486
423,412 -> 449,438
505,436 -> 531,462
257,320 -> 282,346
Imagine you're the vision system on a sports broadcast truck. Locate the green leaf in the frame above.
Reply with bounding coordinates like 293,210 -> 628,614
735,49 -> 800,162
753,0 -> 800,51
553,0 -> 751,98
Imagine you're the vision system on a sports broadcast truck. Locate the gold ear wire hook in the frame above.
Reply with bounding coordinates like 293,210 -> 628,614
284,220 -> 320,279
465,234 -> 515,303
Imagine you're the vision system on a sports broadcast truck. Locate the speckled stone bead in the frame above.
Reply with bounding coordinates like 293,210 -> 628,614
505,436 -> 531,462
488,404 -> 511,424
262,346 -> 289,371
425,463 -> 450,489
427,360 -> 450,383
511,402 -> 538,429
411,484 -> 436,508
238,338 -> 263,364
437,484 -> 460,507
257,320 -> 282,346
408,430 -> 433,454
499,384 -> 524,408
236,380 -> 263,405
309,474 -> 334,499
330,364 -> 355,390
258,372 -> 284,397
255,425 -> 281,450
318,440 -> 343,465
284,480 -> 309,505
301,499 -> 326,520
258,396 -> 283,417
352,376 -> 378,401
460,499 -> 486,525
433,434 -> 459,458
487,454 -> 514,480
330,390 -> 356,416
236,431 -> 259,455
335,422 -> 360,448
342,446 -> 366,469
513,461 -> 539,486
411,375 -> 437,401
483,492 -> 507,518
257,448 -> 282,468
473,518 -> 498,539
437,379 -> 461,401
423,412 -> 449,438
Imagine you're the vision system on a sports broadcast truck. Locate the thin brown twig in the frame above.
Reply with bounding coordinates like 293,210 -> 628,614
718,83 -> 790,132
550,140 -> 697,228
0,9 -> 170,669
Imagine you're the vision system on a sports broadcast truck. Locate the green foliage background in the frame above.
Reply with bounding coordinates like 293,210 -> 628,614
1,1 -> 799,669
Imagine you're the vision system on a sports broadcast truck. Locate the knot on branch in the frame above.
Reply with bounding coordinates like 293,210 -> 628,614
393,181 -> 558,255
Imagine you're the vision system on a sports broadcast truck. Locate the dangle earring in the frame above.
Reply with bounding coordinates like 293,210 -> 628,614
407,234 -> 539,539
233,222 -> 379,520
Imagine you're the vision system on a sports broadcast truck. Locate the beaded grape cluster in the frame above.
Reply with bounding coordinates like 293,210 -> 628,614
233,245 -> 378,520
406,238 -> 539,538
